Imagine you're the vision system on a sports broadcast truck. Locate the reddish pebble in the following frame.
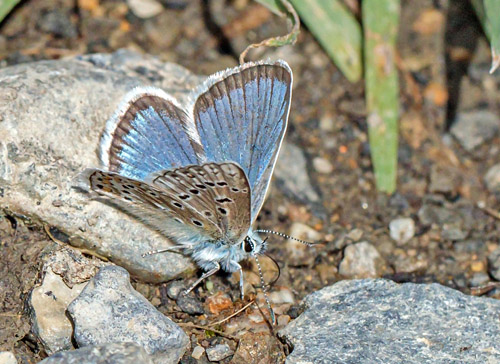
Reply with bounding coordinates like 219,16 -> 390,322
206,292 -> 233,315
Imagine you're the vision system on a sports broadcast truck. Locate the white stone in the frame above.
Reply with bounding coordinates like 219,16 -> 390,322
389,218 -> 415,245
191,346 -> 205,360
484,163 -> 500,192
127,0 -> 163,19
313,157 -> 334,174
30,268 -> 87,354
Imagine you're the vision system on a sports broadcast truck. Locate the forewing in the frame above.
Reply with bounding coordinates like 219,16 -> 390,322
100,87 -> 204,180
82,168 -> 219,244
148,162 -> 251,244
191,60 -> 292,222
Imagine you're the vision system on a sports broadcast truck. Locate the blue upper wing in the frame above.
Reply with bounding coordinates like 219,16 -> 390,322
100,87 -> 204,180
191,60 -> 292,222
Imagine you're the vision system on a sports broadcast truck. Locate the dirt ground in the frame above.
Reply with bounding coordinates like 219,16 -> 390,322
1,0 -> 500,363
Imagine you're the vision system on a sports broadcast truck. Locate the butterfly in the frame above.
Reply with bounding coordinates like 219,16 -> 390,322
80,60 -> 293,319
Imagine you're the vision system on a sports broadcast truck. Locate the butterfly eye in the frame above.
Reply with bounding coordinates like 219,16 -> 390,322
244,239 -> 254,253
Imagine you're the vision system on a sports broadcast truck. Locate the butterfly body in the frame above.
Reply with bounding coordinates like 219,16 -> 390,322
80,59 -> 292,295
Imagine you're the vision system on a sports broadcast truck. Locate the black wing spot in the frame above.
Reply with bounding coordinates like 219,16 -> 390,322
205,181 -> 215,187
195,184 -> 207,190
179,194 -> 190,200
96,184 -> 104,189
126,184 -> 135,189
192,219 -> 203,227
216,197 -> 232,204
242,188 -> 249,193
96,176 -> 104,182
218,207 -> 227,215
217,181 -> 228,187
172,201 -> 183,209
189,189 -> 200,195
122,190 -> 131,194
204,211 -> 213,217
231,187 -> 240,192
124,196 -> 133,201
149,191 -> 158,196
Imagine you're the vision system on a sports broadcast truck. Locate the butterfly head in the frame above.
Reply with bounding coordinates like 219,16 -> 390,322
241,229 -> 267,258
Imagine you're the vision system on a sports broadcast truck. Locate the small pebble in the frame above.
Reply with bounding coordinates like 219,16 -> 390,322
339,241 -> 389,278
469,273 -> 489,287
127,0 -> 163,18
206,344 -> 234,362
176,294 -> 204,315
487,248 -> 500,281
269,287 -> 295,305
191,346 -> 205,360
313,157 -> 334,174
205,292 -> 233,315
484,163 -> 500,192
389,218 -> 415,245
165,280 -> 185,300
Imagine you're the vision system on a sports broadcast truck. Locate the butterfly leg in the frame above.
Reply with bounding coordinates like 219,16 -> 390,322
237,265 -> 245,299
142,245 -> 189,258
184,262 -> 220,295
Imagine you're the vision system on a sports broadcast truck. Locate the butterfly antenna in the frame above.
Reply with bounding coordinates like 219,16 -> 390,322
253,250 -> 276,325
254,229 -> 316,246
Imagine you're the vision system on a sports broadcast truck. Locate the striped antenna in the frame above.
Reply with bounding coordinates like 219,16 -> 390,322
253,252 -> 276,325
254,229 -> 316,246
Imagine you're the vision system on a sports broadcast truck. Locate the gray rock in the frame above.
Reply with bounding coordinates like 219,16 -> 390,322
165,280 -> 185,300
37,9 -> 77,39
39,342 -> 153,364
418,204 -> 470,240
279,279 -> 500,364
274,142 -> 319,203
206,344 -> 233,362
339,242 -> 389,278
469,272 -> 490,287
488,247 -> 500,281
484,163 -> 500,192
176,294 -> 204,315
0,352 -> 17,364
428,165 -> 460,195
389,217 -> 415,245
0,50 -> 205,282
450,110 -> 500,151
30,267 -> 87,354
67,266 -> 189,364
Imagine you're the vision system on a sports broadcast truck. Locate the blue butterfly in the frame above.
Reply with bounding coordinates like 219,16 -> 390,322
81,60 -> 293,319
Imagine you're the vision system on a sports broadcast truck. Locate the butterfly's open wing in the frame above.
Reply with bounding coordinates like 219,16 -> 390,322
100,87 -> 204,180
82,162 -> 250,245
190,60 -> 292,223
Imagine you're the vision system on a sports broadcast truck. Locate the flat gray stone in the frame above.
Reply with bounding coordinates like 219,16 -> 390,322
274,142 -> 319,204
279,279 -> 500,364
38,342 -> 153,364
67,266 -> 189,364
450,110 -> 500,151
338,242 -> 390,278
0,50 -> 203,282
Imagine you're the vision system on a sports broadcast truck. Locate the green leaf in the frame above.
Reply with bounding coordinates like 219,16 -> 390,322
0,0 -> 21,23
289,0 -> 362,82
363,0 -> 401,193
